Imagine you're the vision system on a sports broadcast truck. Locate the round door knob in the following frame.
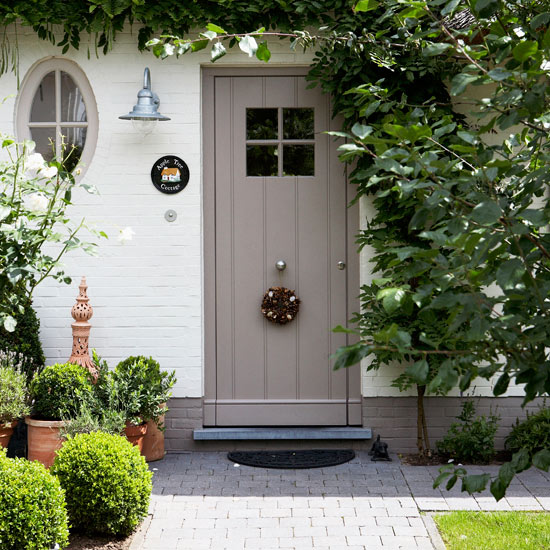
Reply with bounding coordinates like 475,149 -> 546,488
337,261 -> 346,270
275,260 -> 287,271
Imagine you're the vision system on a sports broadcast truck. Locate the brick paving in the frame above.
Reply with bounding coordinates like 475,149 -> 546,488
130,452 -> 550,550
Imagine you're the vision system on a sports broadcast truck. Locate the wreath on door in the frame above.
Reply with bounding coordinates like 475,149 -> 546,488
261,286 -> 300,324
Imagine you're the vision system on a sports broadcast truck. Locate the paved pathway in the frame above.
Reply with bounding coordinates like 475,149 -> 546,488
130,451 -> 550,550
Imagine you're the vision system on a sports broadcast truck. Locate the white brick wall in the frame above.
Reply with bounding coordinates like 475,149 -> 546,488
0,25 -> 313,398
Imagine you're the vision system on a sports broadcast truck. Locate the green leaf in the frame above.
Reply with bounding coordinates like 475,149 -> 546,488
206,23 -> 227,34
496,259 -> 525,291
210,41 -> 226,62
332,325 -> 358,334
470,201 -> 503,224
3,315 -> 16,332
238,35 -> 258,57
190,39 -> 209,52
423,42 -> 452,57
450,73 -> 478,95
493,372 -> 509,396
354,0 -> 379,12
377,287 -> 407,314
256,41 -> 271,62
533,449 -> 550,472
351,123 -> 373,139
461,473 -> 490,494
474,0 -> 499,18
487,68 -> 513,81
405,360 -> 429,384
513,40 -> 539,63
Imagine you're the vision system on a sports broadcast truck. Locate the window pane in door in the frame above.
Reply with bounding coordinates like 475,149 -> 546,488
30,72 -> 56,122
283,145 -> 314,176
247,145 -> 278,176
30,127 -> 56,161
283,108 -> 314,139
61,127 -> 87,171
246,108 -> 278,140
61,72 -> 87,122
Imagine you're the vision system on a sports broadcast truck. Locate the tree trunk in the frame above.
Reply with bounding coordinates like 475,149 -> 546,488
416,384 -> 431,456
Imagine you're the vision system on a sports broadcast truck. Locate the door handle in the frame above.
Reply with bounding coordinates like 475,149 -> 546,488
275,260 -> 287,271
337,261 -> 346,270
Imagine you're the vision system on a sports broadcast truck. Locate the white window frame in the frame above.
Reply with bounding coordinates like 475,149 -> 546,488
16,57 -> 98,175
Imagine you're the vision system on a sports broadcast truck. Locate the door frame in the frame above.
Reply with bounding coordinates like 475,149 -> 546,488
202,66 -> 361,427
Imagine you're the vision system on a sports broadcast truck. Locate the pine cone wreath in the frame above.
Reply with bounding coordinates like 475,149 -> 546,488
261,286 -> 300,324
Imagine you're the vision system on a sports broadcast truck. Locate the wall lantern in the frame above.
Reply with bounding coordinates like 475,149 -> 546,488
119,67 -> 170,134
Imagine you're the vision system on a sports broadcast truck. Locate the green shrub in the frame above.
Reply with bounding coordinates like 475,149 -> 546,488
51,432 -> 152,536
60,403 -> 125,439
0,353 -> 30,423
506,407 -> 550,456
0,302 -> 45,382
30,362 -> 94,420
114,355 -> 175,426
436,401 -> 500,464
0,448 -> 69,550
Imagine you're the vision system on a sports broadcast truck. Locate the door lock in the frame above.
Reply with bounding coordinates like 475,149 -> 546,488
337,261 -> 346,270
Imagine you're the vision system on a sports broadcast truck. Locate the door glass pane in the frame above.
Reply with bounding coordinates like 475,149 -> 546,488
246,108 -> 278,140
283,108 -> 314,139
61,127 -> 87,171
283,145 -> 314,176
247,145 -> 278,176
30,127 -> 56,162
30,72 -> 56,122
61,72 -> 87,122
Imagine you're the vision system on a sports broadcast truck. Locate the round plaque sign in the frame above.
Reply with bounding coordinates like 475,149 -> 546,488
151,156 -> 190,194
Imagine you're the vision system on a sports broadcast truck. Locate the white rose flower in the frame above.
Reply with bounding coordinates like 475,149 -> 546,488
118,226 -> 135,244
42,165 -> 58,178
26,152 -> 45,171
23,193 -> 49,213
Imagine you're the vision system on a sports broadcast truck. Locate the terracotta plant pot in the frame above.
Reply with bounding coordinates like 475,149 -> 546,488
0,420 -> 18,449
124,421 -> 148,452
142,413 -> 166,462
25,417 -> 65,468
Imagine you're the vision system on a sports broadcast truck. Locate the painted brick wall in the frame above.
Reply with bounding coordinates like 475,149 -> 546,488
0,25 -> 313,398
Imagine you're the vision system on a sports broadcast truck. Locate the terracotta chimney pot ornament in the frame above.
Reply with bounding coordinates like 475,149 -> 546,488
69,276 -> 98,380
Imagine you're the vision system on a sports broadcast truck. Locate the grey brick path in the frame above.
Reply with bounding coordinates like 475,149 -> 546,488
130,452 -> 550,550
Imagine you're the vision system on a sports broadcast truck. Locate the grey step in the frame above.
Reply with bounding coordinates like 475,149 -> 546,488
193,427 -> 372,441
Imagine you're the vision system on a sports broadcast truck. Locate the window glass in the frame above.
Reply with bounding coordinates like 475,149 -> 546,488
30,72 -> 55,122
30,127 -> 55,161
283,108 -> 314,139
283,145 -> 314,176
61,72 -> 87,123
246,108 -> 278,140
247,145 -> 278,176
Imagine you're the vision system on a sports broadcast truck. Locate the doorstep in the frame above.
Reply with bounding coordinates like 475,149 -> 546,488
193,427 -> 372,440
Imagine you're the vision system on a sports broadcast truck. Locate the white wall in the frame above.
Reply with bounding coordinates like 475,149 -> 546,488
0,25 -> 313,398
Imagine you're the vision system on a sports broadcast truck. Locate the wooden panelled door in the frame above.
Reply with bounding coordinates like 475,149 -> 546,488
203,68 -> 361,427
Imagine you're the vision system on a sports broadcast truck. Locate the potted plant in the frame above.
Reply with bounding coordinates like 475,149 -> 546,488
113,356 -> 176,460
0,351 -> 30,448
26,362 -> 94,467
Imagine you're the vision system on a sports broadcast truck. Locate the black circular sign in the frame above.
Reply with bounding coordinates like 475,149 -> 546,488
151,156 -> 189,194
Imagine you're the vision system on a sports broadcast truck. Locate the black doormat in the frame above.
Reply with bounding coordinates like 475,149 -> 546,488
227,449 -> 355,469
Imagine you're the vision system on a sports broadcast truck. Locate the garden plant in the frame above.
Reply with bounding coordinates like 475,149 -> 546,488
0,448 -> 69,550
51,431 -> 152,536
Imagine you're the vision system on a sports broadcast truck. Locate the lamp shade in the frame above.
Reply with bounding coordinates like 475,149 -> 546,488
119,67 -> 170,121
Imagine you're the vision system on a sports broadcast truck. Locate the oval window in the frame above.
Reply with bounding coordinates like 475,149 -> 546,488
16,59 -> 98,175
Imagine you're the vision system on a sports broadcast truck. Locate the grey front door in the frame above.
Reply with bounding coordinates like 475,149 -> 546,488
203,69 -> 360,426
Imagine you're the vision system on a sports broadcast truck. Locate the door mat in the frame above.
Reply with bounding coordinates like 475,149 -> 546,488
227,449 -> 355,469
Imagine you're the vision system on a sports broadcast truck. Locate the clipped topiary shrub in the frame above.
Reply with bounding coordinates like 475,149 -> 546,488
0,301 -> 45,382
0,448 -> 69,550
51,432 -> 152,536
30,362 -> 94,420
506,407 -> 550,456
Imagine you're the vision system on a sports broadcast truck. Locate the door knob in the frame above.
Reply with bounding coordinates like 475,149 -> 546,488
275,260 -> 287,271
337,261 -> 346,270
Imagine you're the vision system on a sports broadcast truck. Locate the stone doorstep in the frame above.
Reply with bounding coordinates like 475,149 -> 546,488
193,427 -> 373,441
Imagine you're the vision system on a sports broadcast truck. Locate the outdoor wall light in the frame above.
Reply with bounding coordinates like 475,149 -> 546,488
119,67 -> 170,134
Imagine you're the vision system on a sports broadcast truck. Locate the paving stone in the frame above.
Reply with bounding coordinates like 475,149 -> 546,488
130,451 -> 550,550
